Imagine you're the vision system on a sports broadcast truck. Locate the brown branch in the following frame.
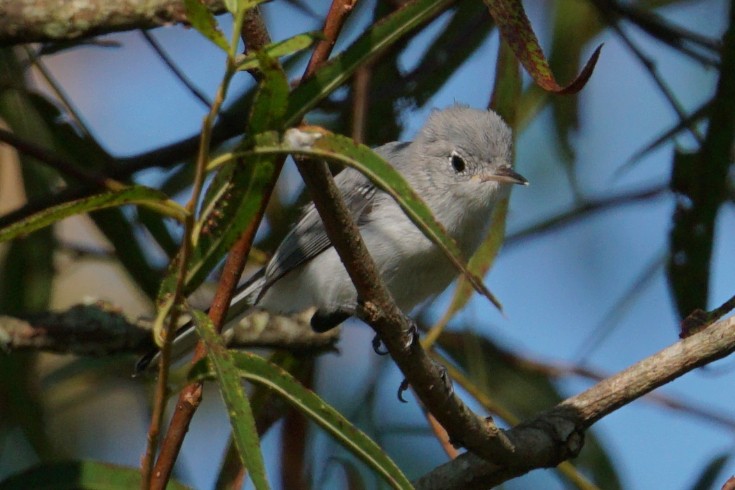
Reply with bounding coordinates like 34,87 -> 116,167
0,303 -> 152,355
0,0 -> 227,45
149,1 -> 359,487
0,307 -> 336,356
414,315 -> 735,489
293,157 -> 516,462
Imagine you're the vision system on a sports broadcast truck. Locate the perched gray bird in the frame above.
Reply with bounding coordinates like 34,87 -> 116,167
136,105 -> 527,372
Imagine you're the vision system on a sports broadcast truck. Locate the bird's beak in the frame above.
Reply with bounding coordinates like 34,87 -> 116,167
479,166 -> 529,186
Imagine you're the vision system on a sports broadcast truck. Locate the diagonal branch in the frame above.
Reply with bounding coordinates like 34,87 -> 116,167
293,144 -> 517,462
414,314 -> 735,489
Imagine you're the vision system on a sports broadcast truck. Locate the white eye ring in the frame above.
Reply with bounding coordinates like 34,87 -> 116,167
450,151 -> 466,173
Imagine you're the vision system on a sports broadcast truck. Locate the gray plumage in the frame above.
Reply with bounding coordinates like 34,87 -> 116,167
136,105 -> 525,372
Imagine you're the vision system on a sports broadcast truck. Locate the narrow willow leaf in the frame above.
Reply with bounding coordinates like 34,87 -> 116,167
484,0 -> 602,94
182,56 -> 288,294
184,0 -> 230,52
285,0 -> 454,126
0,460 -> 192,490
188,352 -> 413,490
191,310 -> 270,490
212,130 -> 502,310
236,31 -> 323,72
0,186 -> 179,243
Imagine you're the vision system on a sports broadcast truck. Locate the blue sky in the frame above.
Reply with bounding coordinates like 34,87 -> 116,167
24,1 -> 735,488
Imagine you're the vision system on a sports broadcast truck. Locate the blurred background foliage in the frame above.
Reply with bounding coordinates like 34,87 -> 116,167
0,0 -> 733,489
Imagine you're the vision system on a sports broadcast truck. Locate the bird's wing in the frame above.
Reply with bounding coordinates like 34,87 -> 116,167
260,142 -> 409,294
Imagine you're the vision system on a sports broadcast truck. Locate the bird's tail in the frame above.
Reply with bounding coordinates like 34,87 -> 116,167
134,269 -> 266,375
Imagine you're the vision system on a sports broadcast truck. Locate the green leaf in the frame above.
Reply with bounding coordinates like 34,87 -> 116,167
668,9 -> 735,319
0,186 -> 177,243
190,310 -> 270,490
215,130 -> 503,309
285,0 -> 454,126
236,31 -> 324,72
184,0 -> 230,52
189,352 -> 413,490
0,460 -> 192,490
176,55 -> 289,295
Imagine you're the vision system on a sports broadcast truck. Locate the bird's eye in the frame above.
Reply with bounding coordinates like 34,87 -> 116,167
450,152 -> 466,173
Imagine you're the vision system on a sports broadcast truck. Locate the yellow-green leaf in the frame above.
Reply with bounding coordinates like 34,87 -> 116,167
0,186 -> 180,243
191,310 -> 270,490
189,352 -> 413,490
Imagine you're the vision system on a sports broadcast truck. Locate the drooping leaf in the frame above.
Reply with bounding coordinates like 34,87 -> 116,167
191,310 -> 270,490
0,186 -> 178,243
189,352 -> 413,490
0,460 -> 191,490
484,0 -> 602,94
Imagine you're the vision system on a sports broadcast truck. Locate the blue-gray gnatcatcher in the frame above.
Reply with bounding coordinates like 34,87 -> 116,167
136,105 -> 527,372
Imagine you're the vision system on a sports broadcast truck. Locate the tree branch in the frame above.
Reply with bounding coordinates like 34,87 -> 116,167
0,305 -> 337,357
0,0 -> 226,45
414,315 -> 735,489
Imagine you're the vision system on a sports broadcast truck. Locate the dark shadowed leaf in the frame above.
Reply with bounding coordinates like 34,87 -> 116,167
689,453 -> 729,490
285,0 -> 454,127
439,331 -> 621,489
0,460 -> 191,490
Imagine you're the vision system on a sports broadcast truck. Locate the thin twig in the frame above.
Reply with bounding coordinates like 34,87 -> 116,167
0,127 -> 110,189
23,46 -> 96,139
149,2 -> 359,486
591,1 -> 706,146
143,16 -> 243,489
505,183 -> 668,247
141,30 -> 213,109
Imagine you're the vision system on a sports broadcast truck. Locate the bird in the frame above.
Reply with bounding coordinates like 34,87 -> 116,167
136,105 -> 527,372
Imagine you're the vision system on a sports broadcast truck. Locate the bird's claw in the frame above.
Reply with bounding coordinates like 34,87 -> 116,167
397,378 -> 410,403
372,334 -> 389,355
